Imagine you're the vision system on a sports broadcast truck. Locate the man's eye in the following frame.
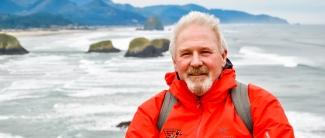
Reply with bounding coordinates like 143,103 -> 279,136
180,52 -> 191,57
201,51 -> 212,55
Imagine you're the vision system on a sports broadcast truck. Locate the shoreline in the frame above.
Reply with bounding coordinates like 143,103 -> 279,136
1,29 -> 90,37
0,25 -> 175,37
0,26 -> 138,37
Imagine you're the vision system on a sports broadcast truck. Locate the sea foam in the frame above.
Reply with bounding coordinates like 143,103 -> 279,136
0,133 -> 24,138
234,46 -> 313,68
287,111 -> 325,138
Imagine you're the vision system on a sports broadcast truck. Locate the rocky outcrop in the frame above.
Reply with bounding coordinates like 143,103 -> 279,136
143,16 -> 164,30
125,37 -> 170,58
116,121 -> 131,129
150,38 -> 170,53
88,40 -> 120,53
0,33 -> 29,55
125,37 -> 160,57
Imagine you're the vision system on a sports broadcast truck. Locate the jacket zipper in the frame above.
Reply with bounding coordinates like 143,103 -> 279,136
195,98 -> 203,138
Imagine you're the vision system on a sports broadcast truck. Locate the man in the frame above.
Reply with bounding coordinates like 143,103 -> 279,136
126,11 -> 294,138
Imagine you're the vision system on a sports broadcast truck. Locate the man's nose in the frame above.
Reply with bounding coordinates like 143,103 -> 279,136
190,52 -> 203,67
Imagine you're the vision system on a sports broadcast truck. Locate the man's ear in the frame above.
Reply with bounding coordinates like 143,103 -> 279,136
222,49 -> 228,59
222,50 -> 228,65
172,58 -> 177,71
221,49 -> 228,60
172,58 -> 181,80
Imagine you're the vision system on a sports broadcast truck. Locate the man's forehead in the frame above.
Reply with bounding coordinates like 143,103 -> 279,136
178,25 -> 212,36
177,43 -> 216,51
176,25 -> 218,43
176,32 -> 219,51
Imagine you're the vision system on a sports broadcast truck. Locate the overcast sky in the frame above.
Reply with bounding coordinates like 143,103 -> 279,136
112,0 -> 325,24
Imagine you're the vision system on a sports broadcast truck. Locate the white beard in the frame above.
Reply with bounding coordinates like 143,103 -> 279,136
185,76 -> 213,96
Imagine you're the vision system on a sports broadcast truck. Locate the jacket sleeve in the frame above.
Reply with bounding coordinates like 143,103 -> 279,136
125,91 -> 166,138
248,84 -> 295,138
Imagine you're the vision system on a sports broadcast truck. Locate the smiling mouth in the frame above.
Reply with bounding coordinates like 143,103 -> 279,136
188,73 -> 208,76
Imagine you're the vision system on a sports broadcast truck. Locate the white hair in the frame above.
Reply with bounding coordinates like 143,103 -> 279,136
169,11 -> 228,59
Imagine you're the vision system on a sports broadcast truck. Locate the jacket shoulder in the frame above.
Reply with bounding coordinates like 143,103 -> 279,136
247,84 -> 294,137
247,83 -> 280,117
125,90 -> 167,138
247,84 -> 277,104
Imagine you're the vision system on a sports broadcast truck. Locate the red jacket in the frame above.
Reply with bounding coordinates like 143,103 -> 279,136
126,68 -> 294,138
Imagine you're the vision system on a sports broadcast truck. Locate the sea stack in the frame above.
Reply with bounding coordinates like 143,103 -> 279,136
0,33 -> 29,55
143,16 -> 164,31
125,37 -> 162,58
150,38 -> 170,53
88,40 -> 120,53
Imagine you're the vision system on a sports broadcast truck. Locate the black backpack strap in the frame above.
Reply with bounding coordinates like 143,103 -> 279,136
231,81 -> 253,134
157,91 -> 177,131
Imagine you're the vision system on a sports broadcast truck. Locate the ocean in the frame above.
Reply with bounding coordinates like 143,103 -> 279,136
0,24 -> 324,138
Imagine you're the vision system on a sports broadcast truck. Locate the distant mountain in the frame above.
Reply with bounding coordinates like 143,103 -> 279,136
138,4 -> 211,25
69,0 -> 145,25
209,9 -> 288,24
1,0 -> 288,29
11,0 -> 39,9
0,13 -> 73,29
139,4 -> 288,24
139,5 -> 190,25
0,0 -> 22,13
69,0 -> 93,6
27,0 -> 78,14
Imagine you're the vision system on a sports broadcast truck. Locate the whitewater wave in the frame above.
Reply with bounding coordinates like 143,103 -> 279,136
233,46 -> 316,68
0,90 -> 43,102
78,59 -> 108,75
68,115 -> 132,132
63,87 -> 162,98
2,54 -> 69,75
287,111 -> 325,138
111,37 -> 134,51
0,133 -> 24,138
53,103 -> 136,117
19,31 -> 108,52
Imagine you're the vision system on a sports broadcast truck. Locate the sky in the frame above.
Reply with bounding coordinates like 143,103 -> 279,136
112,0 -> 325,24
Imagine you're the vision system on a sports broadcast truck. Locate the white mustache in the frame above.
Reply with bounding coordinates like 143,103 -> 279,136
187,66 -> 209,76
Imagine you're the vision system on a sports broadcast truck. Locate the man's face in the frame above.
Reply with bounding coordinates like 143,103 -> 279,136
173,24 -> 227,96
